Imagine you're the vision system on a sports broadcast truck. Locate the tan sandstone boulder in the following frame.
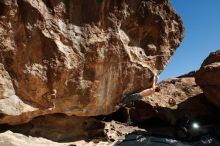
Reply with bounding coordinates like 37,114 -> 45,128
195,50 -> 220,108
124,77 -> 219,125
0,0 -> 184,124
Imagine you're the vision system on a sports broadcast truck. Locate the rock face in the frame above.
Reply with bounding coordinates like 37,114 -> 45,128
7,114 -> 106,142
195,50 -> 220,108
0,115 -> 143,146
143,77 -> 202,108
124,77 -> 219,125
0,0 -> 184,124
1,76 -> 219,146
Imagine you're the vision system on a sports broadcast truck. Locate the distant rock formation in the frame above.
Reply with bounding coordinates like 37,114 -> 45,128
0,0 -> 184,124
195,50 -> 220,108
121,77 -> 219,125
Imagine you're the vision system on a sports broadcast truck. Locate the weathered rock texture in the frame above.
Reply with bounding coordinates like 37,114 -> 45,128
143,77 -> 202,108
7,114 -> 106,142
123,77 -> 219,125
195,50 -> 220,108
0,131 -> 110,146
0,115 -> 143,146
0,0 -> 184,124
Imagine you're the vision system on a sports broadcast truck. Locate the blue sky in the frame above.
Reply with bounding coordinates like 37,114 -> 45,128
159,0 -> 220,80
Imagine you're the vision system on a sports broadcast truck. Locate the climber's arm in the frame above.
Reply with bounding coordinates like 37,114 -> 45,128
122,75 -> 158,104
139,87 -> 155,97
139,75 -> 157,97
122,87 -> 156,104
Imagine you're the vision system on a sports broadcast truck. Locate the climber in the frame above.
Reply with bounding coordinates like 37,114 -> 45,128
122,75 -> 158,105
